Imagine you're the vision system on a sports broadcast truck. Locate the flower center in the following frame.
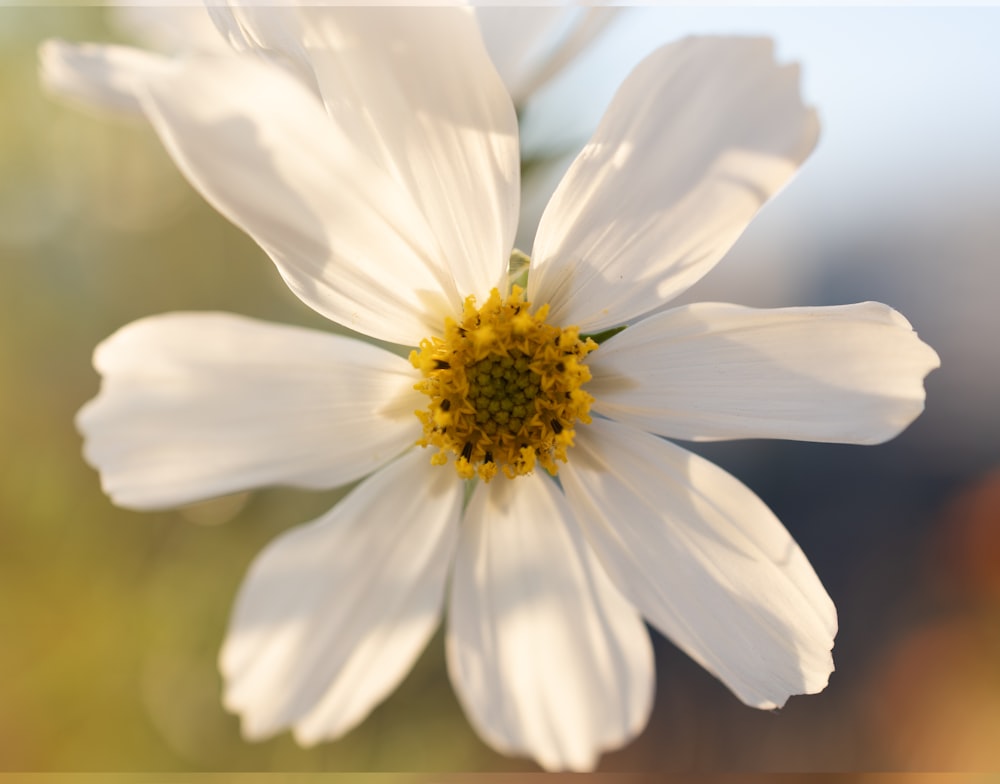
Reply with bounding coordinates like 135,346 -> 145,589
410,285 -> 597,481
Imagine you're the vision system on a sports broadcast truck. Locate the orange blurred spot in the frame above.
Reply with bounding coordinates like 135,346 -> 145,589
931,466 -> 1000,603
865,613 -> 1000,769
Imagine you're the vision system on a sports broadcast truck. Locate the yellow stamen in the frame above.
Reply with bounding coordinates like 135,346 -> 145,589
409,285 -> 596,481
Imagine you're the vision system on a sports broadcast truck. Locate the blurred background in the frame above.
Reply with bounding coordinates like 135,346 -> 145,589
1,4 -> 998,774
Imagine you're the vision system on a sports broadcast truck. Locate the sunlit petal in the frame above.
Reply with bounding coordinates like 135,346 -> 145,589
77,312 -> 421,510
447,472 -> 654,771
199,6 -> 520,317
590,301 -> 940,443
38,40 -> 172,115
530,36 -> 819,331
222,449 -> 462,743
562,417 -> 836,709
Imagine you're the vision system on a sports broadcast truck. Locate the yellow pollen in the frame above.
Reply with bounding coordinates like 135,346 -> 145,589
409,285 -> 597,481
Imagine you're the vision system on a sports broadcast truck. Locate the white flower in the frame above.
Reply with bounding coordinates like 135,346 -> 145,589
72,8 -> 938,772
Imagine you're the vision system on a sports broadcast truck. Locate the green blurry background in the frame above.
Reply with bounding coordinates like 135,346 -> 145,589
2,5 -> 999,774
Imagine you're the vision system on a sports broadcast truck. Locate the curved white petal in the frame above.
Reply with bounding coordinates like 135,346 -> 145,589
133,54 -> 432,343
561,418 -> 836,710
590,302 -> 940,444
447,472 -> 654,772
38,40 -> 172,116
221,449 -> 463,744
77,312 -> 422,511
475,7 -> 621,107
205,3 -> 323,94
190,7 -> 520,326
530,36 -> 819,331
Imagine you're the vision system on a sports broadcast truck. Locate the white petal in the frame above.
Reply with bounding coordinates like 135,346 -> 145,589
204,3 -> 323,94
447,472 -> 654,772
111,4 -> 229,55
561,418 -> 836,710
305,8 -> 519,308
38,40 -> 172,116
133,54 -> 432,344
475,7 -> 621,107
77,312 -> 422,511
221,449 -> 462,744
190,7 -> 520,326
530,37 -> 819,331
590,301 -> 940,444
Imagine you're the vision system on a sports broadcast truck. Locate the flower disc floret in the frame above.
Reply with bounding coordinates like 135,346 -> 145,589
410,286 -> 597,481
